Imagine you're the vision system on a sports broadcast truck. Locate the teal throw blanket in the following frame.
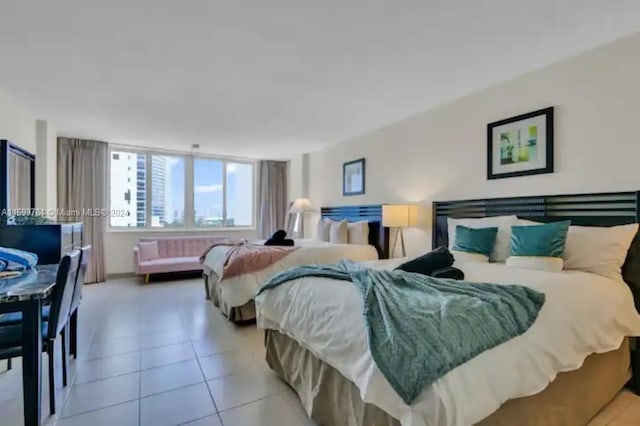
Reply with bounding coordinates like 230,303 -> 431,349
258,261 -> 545,405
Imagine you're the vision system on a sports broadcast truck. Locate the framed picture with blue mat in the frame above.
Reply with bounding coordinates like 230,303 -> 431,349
343,158 -> 365,196
487,107 -> 554,180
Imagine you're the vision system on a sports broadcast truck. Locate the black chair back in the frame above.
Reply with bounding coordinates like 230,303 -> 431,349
47,250 -> 81,339
70,245 -> 91,313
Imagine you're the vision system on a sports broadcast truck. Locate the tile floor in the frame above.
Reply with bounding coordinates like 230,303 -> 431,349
0,276 -> 639,425
0,277 -> 312,426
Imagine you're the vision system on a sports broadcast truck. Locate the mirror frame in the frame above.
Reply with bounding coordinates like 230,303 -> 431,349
0,139 -> 36,213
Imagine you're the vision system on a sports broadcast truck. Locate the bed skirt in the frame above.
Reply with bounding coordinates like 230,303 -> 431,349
264,329 -> 630,426
204,269 -> 256,322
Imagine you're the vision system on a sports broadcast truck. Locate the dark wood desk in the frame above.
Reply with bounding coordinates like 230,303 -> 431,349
0,265 -> 58,426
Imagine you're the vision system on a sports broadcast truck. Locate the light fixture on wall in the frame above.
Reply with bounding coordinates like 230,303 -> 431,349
382,204 -> 416,257
288,198 -> 314,238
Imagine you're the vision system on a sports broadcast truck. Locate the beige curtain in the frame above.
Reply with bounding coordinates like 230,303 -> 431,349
257,160 -> 288,239
57,138 -> 108,283
8,153 -> 32,209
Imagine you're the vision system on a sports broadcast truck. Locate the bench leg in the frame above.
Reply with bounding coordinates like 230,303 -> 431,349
145,274 -> 150,284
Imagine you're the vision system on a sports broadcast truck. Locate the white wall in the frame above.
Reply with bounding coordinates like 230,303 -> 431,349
0,88 -> 37,154
35,120 -> 57,211
288,153 -> 312,202
1,89 -> 57,213
288,155 -> 304,202
305,32 -> 640,257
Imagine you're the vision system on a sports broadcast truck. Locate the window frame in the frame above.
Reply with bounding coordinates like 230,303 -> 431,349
107,145 -> 256,231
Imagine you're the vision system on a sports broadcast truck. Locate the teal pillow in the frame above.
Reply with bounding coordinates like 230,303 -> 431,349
511,221 -> 571,258
452,225 -> 498,256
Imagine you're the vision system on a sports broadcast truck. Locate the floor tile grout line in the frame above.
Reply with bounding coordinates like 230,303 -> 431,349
81,338 -> 200,366
277,388 -> 315,425
56,396 -> 140,421
82,337 -> 203,361
139,378 -> 207,400
82,350 -> 141,362
177,412 -> 222,426
19,359 -> 249,408
213,389 -> 289,416
190,339 -> 223,418
55,314 -> 101,420
194,349 -> 243,364
74,355 -> 200,385
216,396 -> 268,414
107,341 -> 251,384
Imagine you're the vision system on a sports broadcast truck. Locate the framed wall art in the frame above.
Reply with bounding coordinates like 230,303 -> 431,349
487,107 -> 554,180
343,158 -> 365,196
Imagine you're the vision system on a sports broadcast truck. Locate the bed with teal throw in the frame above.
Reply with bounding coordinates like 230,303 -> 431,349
257,260 -> 545,405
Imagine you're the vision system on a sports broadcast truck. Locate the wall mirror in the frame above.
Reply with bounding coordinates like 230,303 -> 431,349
1,140 -> 36,214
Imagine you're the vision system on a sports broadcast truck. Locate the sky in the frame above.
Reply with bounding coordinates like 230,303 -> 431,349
193,159 -> 223,218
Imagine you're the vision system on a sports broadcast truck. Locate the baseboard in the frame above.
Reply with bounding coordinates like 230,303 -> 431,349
106,272 -> 137,279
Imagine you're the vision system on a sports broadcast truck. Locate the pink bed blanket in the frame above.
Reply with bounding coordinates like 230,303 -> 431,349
199,237 -> 248,263
222,244 -> 299,280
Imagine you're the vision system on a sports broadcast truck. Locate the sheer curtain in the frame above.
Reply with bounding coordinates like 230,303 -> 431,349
57,138 -> 108,283
257,160 -> 288,238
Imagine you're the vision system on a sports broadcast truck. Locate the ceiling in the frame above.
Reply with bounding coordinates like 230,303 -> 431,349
1,1 -> 639,159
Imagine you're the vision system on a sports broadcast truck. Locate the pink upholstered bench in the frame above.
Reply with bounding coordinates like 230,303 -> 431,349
133,236 -> 220,283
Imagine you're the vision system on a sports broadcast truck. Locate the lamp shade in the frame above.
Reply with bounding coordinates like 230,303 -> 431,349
382,204 -> 419,227
289,198 -> 314,214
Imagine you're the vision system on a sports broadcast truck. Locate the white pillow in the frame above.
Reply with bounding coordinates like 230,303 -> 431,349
329,220 -> 348,244
506,256 -> 564,272
451,250 -> 489,263
316,219 -> 331,241
347,221 -> 369,245
448,216 -> 519,262
563,223 -> 638,282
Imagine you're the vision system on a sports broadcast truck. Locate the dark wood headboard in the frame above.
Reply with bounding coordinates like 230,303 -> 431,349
432,190 -> 640,303
433,191 -> 640,248
321,204 -> 390,259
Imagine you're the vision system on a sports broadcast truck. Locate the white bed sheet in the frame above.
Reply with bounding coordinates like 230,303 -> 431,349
204,239 -> 379,307
255,259 -> 640,426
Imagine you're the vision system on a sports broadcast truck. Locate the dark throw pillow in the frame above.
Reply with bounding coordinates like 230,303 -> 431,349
431,266 -> 465,280
272,230 -> 287,241
265,229 -> 290,246
264,238 -> 295,246
395,246 -> 454,275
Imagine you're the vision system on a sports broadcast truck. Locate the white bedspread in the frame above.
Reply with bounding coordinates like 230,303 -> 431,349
204,239 -> 378,308
255,259 -> 640,426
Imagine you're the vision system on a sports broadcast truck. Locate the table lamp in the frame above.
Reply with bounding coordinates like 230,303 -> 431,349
382,204 -> 414,257
288,198 -> 313,238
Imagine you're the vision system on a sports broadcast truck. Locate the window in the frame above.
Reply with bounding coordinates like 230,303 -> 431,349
110,151 -> 146,227
194,159 -> 224,226
150,155 -> 185,228
226,162 -> 253,227
109,148 -> 254,229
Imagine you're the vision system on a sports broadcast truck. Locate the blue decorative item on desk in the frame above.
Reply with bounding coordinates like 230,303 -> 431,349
0,247 -> 38,272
